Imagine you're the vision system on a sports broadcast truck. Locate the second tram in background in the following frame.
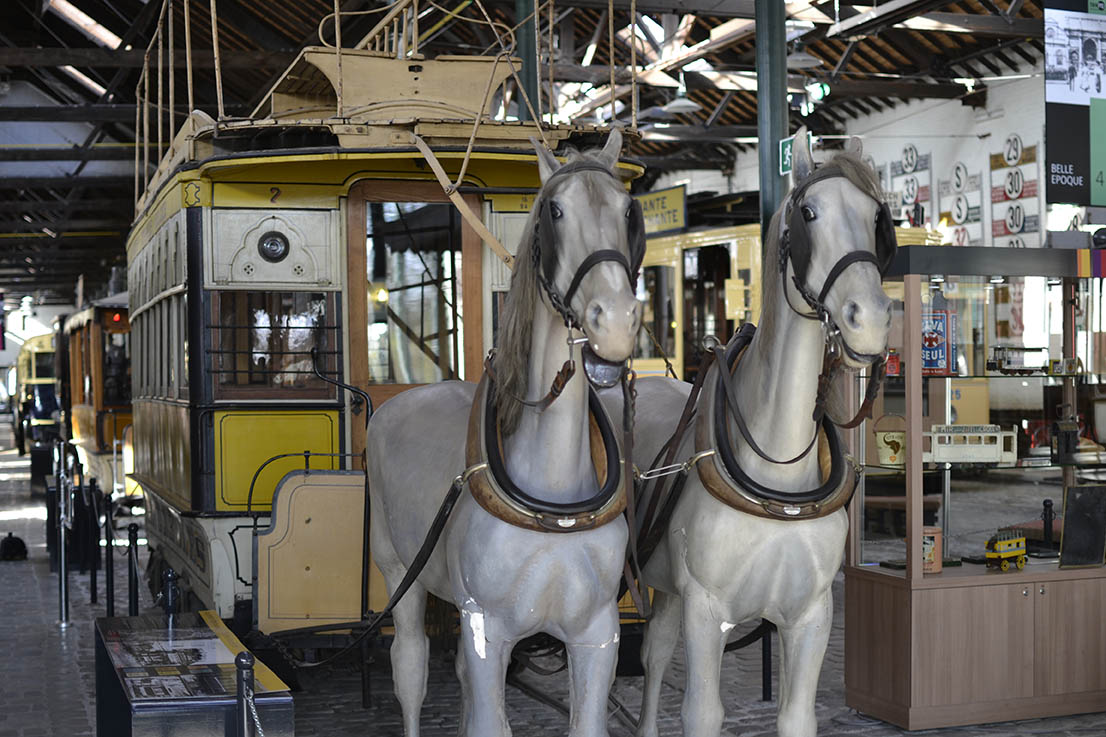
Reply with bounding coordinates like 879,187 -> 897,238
60,292 -> 137,503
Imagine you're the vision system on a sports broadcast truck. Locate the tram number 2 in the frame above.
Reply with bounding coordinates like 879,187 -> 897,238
1005,203 -> 1025,234
270,186 -> 281,203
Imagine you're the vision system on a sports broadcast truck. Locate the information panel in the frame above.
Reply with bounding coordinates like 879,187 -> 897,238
939,160 -> 984,246
1044,0 -> 1106,206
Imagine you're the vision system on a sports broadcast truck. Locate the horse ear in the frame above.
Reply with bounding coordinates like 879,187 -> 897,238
598,127 -> 623,169
846,135 -> 864,156
531,137 -> 561,183
792,125 -> 814,183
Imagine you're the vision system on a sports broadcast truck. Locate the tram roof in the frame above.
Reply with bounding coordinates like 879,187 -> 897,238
0,0 -> 1049,301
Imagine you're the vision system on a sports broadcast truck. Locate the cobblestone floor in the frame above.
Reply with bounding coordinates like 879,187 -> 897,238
2,419 -> 1105,736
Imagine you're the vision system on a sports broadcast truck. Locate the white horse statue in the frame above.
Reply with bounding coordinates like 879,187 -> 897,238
366,129 -> 643,737
622,131 -> 894,737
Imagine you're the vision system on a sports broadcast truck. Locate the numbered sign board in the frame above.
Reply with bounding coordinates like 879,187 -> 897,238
990,134 -> 1041,248
939,161 -> 983,246
890,144 -> 931,224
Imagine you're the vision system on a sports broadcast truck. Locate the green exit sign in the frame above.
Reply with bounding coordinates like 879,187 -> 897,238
779,132 -> 811,176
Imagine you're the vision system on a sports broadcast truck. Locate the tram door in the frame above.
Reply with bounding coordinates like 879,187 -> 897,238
683,244 -> 732,381
346,181 -> 485,465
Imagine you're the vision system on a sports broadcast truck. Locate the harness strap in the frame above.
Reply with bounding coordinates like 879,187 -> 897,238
832,356 -> 887,430
563,249 -> 632,311
815,249 -> 880,305
484,352 -> 576,413
410,133 -> 515,268
620,370 -> 650,619
712,343 -> 820,466
634,347 -> 716,569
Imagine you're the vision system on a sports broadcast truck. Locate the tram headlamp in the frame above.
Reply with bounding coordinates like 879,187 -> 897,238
257,231 -> 290,263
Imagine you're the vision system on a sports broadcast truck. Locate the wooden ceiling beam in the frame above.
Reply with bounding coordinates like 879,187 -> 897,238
0,47 -> 294,69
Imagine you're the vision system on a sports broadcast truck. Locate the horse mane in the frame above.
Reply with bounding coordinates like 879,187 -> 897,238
492,144 -> 610,435
758,148 -> 883,338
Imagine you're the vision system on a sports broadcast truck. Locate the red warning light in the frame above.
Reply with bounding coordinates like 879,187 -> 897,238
112,312 -> 122,323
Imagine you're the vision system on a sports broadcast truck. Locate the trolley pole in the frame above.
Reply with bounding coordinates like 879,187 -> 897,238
104,489 -> 115,617
514,0 -> 537,121
755,0 -> 788,242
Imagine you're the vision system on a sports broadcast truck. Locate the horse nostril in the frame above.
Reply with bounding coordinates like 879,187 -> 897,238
844,300 -> 861,330
589,303 -> 604,327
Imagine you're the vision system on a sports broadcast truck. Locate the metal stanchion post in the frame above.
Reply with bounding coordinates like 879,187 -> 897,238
128,523 -> 140,616
163,567 -> 180,617
761,626 -> 772,701
89,479 -> 99,604
104,489 -> 115,617
57,470 -> 70,627
235,651 -> 255,737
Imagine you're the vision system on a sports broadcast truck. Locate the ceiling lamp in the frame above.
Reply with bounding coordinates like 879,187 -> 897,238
787,51 -> 824,69
661,94 -> 702,114
661,73 -> 701,114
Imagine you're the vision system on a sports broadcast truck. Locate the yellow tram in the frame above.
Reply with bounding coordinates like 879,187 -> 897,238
13,333 -> 60,458
126,6 -> 640,629
61,293 -> 137,500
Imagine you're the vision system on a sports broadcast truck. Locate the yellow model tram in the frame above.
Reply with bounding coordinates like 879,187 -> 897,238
126,3 -> 640,629
13,333 -> 60,461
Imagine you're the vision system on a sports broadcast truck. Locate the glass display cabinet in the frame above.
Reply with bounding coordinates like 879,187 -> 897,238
845,246 -> 1106,730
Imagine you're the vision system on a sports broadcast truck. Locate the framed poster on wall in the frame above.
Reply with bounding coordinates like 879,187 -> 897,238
1044,0 -> 1106,206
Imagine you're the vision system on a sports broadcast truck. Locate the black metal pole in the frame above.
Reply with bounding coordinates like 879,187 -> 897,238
57,471 -> 69,627
515,0 -> 538,121
761,626 -> 772,701
755,0 -> 788,242
128,522 -> 140,616
164,567 -> 180,618
235,651 -> 255,737
89,479 -> 98,604
104,489 -> 115,617
1043,498 -> 1055,548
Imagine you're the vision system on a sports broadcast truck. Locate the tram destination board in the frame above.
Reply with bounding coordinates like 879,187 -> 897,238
94,611 -> 293,736
1044,1 -> 1106,206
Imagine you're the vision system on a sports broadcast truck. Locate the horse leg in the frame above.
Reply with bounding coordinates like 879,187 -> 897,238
775,592 -> 833,737
564,604 -> 620,737
388,579 -> 430,737
458,605 -> 512,737
636,589 -> 681,737
680,586 -> 729,737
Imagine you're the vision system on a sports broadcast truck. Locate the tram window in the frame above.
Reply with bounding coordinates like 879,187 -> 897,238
102,329 -> 130,406
365,201 -> 463,383
180,294 -> 189,398
33,351 -> 54,380
683,244 -> 732,380
210,291 -> 336,398
634,265 -> 677,362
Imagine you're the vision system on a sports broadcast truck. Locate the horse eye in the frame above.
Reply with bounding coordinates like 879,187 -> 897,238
549,201 -> 563,220
801,205 -> 816,222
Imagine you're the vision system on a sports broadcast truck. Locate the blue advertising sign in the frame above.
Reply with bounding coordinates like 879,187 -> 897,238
922,310 -> 952,375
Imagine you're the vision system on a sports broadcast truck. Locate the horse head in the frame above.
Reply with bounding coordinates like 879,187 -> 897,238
784,127 -> 893,369
531,129 -> 643,368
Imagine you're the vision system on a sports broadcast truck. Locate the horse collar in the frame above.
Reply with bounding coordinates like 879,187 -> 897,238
694,324 -> 858,521
464,374 -> 627,532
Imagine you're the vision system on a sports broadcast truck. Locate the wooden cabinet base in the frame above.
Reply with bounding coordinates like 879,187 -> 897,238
845,565 -> 1106,730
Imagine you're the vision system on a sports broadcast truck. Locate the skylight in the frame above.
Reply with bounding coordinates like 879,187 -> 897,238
47,0 -> 123,49
59,65 -> 108,96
